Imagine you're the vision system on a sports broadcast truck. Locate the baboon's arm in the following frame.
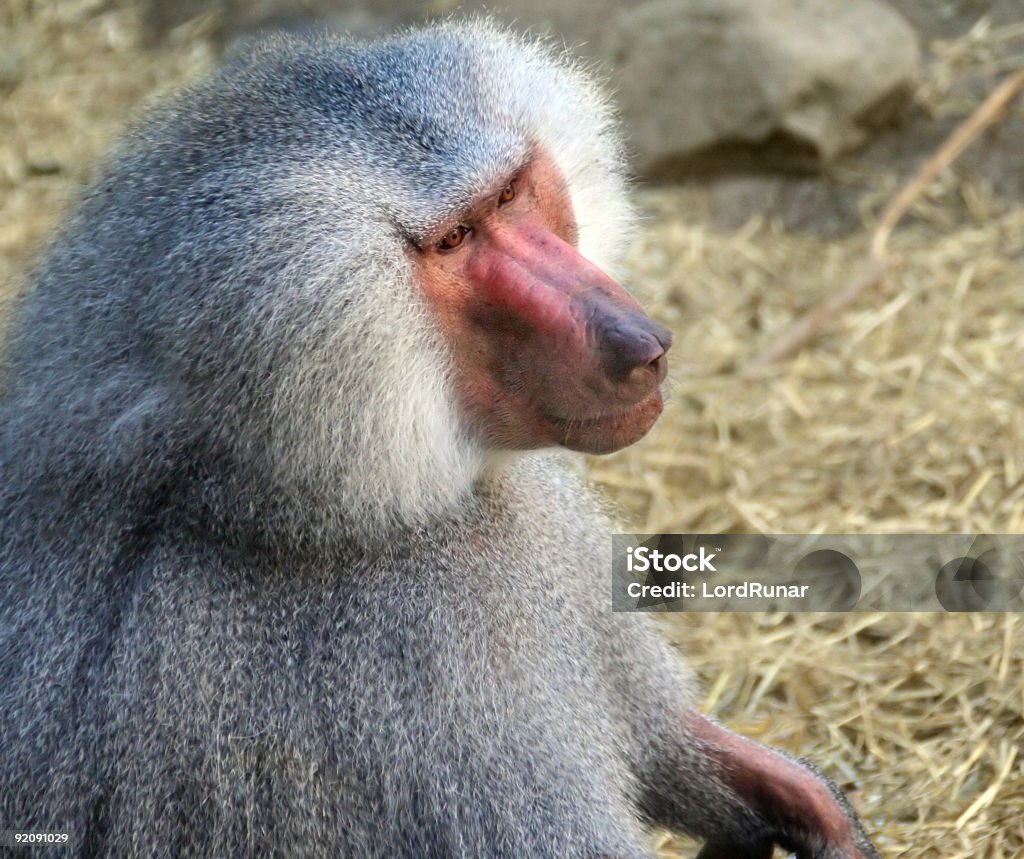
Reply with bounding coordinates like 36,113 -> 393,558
682,711 -> 882,859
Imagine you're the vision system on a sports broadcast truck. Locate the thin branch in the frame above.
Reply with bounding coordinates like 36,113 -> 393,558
746,65 -> 1024,373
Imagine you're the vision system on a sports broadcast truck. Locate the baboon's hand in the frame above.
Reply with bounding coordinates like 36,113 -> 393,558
766,756 -> 884,859
694,809 -> 882,859
685,712 -> 882,859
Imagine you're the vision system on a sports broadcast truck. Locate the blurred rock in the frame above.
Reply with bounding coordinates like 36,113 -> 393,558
708,175 -> 866,237
886,0 -> 1023,40
0,48 -> 24,94
597,0 -> 921,178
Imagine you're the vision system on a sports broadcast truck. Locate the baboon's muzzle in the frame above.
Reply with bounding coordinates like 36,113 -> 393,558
468,218 -> 672,453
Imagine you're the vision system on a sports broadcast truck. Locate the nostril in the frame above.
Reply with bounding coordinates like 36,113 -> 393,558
628,350 -> 667,388
648,351 -> 668,384
604,338 -> 663,382
595,310 -> 673,383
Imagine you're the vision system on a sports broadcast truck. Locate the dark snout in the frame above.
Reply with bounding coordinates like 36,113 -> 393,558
596,307 -> 673,388
572,285 -> 672,400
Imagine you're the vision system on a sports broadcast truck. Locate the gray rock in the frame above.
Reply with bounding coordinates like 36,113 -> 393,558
886,0 -> 1023,41
0,48 -> 24,93
598,0 -> 921,177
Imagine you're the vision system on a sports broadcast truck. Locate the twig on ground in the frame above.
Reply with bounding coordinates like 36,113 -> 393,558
746,65 -> 1024,373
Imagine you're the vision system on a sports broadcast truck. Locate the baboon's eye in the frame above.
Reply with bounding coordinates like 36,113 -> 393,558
498,182 -> 516,206
437,225 -> 471,252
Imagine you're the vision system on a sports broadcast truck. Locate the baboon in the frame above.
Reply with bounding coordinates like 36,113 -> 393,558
0,21 -> 880,858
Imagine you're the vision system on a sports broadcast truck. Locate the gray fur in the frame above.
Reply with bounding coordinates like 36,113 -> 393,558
0,21 -> 864,857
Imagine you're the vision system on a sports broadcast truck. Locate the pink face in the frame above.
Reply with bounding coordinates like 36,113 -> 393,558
413,150 -> 671,455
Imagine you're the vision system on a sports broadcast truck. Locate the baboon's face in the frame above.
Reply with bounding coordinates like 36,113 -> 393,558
414,149 -> 671,455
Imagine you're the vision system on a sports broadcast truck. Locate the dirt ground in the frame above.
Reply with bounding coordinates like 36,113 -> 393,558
1,2 -> 1022,857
